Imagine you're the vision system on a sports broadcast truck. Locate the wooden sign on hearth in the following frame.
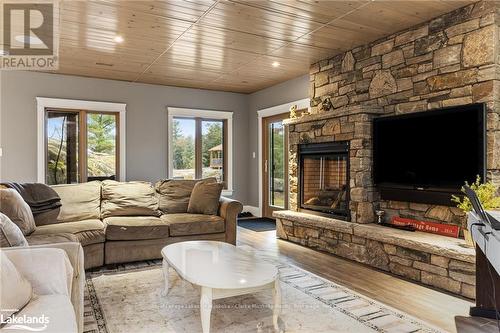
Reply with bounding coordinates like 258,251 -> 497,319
391,216 -> 460,238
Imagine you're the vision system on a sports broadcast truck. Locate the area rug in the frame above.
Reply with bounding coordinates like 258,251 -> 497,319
238,217 -> 276,232
83,247 -> 444,333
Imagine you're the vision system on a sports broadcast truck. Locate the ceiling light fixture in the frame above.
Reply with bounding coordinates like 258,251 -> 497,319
114,35 -> 124,43
272,61 -> 280,68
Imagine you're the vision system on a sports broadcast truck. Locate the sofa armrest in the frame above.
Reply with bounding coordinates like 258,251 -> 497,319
2,242 -> 84,333
219,196 -> 243,245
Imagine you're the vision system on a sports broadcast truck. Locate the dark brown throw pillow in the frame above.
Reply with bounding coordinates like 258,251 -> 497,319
187,182 -> 223,215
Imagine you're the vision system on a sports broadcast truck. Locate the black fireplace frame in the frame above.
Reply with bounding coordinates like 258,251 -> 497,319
298,141 -> 350,221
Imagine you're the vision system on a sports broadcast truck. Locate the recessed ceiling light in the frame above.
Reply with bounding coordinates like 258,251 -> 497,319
272,61 -> 280,68
15,35 -> 43,45
114,35 -> 124,43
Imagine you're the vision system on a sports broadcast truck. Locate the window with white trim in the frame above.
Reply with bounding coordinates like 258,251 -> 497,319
167,108 -> 233,194
36,98 -> 126,184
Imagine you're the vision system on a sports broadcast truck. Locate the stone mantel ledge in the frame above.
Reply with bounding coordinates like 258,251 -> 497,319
274,211 -> 354,234
274,210 -> 475,263
283,104 -> 384,126
352,224 -> 475,263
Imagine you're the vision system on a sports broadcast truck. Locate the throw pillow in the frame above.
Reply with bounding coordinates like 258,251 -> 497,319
187,182 -> 223,215
0,251 -> 33,320
155,178 -> 216,213
101,180 -> 160,218
0,213 -> 28,247
0,189 -> 36,235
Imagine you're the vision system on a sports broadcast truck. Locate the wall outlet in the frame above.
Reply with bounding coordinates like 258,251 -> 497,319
252,151 -> 256,158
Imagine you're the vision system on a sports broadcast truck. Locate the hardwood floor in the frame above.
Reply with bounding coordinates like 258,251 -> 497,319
236,226 -> 498,333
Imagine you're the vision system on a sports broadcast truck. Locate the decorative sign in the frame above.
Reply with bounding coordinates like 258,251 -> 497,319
392,216 -> 460,238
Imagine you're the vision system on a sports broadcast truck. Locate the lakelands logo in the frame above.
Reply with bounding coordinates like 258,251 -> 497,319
1,313 -> 49,331
1,1 -> 59,70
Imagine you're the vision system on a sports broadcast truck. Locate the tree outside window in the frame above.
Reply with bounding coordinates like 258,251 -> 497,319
46,109 -> 119,185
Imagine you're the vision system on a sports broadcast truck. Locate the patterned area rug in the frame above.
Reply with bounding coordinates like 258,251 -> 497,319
83,246 -> 444,333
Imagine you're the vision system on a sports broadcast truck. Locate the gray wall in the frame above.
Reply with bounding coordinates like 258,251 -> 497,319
0,71 -> 250,203
246,74 -> 310,207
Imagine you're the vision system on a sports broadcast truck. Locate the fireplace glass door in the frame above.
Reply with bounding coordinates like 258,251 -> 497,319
301,153 -> 349,216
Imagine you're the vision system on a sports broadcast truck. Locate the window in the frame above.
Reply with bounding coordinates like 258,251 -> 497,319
168,108 -> 233,194
45,109 -> 119,185
37,97 -> 126,185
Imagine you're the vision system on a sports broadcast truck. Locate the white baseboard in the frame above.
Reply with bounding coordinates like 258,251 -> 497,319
242,205 -> 260,217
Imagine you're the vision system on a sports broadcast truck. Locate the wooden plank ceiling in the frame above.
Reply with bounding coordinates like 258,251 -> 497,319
52,0 -> 472,93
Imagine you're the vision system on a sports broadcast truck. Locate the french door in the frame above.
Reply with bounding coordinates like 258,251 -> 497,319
262,113 -> 289,218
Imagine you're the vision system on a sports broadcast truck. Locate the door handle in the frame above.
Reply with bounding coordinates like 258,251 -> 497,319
264,159 -> 268,173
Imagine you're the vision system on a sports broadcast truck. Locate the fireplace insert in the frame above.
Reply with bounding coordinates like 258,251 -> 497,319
299,142 -> 350,220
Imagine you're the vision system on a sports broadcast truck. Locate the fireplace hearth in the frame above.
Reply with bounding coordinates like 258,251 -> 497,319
299,142 -> 350,220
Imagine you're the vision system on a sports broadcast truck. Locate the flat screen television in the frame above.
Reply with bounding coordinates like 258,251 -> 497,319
373,103 -> 486,206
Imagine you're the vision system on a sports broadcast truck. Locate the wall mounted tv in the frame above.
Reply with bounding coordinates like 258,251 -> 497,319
373,103 -> 486,206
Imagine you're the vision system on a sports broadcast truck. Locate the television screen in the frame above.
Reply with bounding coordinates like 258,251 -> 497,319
373,104 -> 485,192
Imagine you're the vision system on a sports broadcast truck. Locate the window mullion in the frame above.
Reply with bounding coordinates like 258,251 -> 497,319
223,119 -> 228,188
195,118 -> 203,179
80,110 -> 88,183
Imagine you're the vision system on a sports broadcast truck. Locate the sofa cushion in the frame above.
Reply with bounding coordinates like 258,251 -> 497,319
161,213 -> 224,236
26,233 -> 79,246
187,182 -> 223,215
155,178 -> 216,214
0,213 -> 28,247
0,189 -> 36,235
104,216 -> 169,241
101,181 -> 160,218
0,251 -> 32,320
32,219 -> 105,246
44,181 -> 102,224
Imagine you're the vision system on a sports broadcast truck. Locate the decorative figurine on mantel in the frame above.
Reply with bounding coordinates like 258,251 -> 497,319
321,97 -> 333,112
375,210 -> 385,224
289,104 -> 298,119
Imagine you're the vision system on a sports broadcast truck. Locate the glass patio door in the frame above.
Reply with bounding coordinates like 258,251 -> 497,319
262,113 -> 289,218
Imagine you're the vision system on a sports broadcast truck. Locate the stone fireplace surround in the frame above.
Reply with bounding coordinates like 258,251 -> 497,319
274,1 -> 500,298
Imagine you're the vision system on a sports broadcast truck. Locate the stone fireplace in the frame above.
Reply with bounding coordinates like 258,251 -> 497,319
287,106 -> 383,224
274,1 -> 500,299
299,141 -> 350,220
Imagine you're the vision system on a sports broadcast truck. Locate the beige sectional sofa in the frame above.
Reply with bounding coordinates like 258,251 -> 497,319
22,180 -> 242,269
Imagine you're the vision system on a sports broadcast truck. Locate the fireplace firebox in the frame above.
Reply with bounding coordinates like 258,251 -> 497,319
299,142 -> 350,220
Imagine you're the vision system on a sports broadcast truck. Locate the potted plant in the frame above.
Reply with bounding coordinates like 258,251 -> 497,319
452,176 -> 500,246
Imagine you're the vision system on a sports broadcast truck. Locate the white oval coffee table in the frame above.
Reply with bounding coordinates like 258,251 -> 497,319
161,241 -> 281,333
